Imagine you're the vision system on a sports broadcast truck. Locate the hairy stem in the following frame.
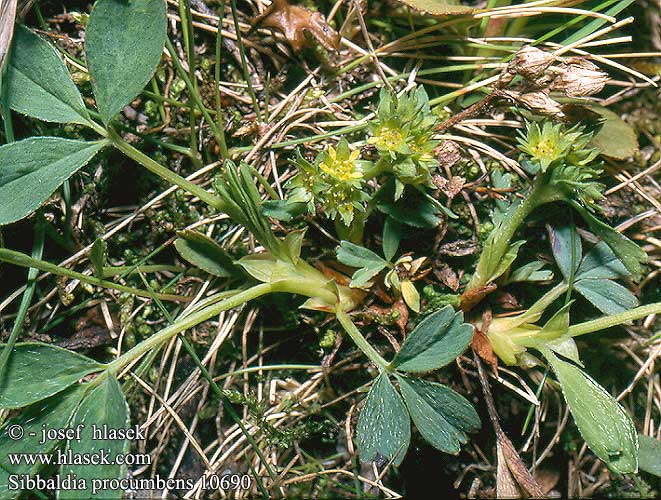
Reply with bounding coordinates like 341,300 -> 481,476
568,302 -> 661,337
107,284 -> 273,375
109,130 -> 227,211
464,175 -> 562,296
0,248 -> 186,303
336,309 -> 389,369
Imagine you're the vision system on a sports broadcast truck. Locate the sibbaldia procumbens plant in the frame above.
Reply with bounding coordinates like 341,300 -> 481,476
0,5 -> 659,498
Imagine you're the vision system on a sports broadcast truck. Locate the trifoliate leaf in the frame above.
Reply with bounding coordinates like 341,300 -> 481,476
8,26 -> 92,126
638,434 -> 661,477
574,278 -> 638,315
397,375 -> 479,455
505,261 -> 553,284
336,241 -> 388,287
0,386 -> 86,496
571,202 -> 647,279
550,224 -> 582,281
86,0 -> 167,123
382,217 -> 402,262
356,373 -> 410,466
62,376 -> 129,499
575,241 -> 631,280
0,138 -> 107,226
393,306 -> 473,372
544,349 -> 638,474
376,180 -> 441,228
589,106 -> 638,160
0,343 -> 103,409
262,199 -> 307,222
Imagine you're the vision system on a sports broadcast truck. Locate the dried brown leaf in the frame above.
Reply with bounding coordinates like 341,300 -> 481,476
460,282 -> 496,311
433,263 -> 460,292
252,0 -> 341,52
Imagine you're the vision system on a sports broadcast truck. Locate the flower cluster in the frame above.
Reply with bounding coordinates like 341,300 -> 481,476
285,139 -> 370,226
517,121 -> 599,172
368,87 -> 440,189
517,121 -> 603,206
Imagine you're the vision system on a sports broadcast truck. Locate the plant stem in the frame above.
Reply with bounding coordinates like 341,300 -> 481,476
163,38 -> 228,156
336,310 -> 389,369
214,0 -> 229,157
108,129 -> 227,211
568,302 -> 661,337
107,284 -> 273,375
465,176 -> 561,294
228,0 -> 261,122
102,264 -> 183,278
179,0 -> 201,163
0,221 -> 44,379
0,248 -> 186,303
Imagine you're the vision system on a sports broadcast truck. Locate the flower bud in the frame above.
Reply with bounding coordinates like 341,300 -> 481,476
508,46 -> 556,80
552,58 -> 608,97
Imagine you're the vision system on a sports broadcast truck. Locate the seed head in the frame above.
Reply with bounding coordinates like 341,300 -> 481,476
508,46 -> 556,80
506,90 -> 564,118
552,58 -> 609,97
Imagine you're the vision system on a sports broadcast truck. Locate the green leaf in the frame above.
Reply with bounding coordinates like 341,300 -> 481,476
550,224 -> 582,281
0,343 -> 104,409
174,230 -> 238,278
262,199 -> 307,222
61,376 -> 129,499
540,302 -> 572,340
544,349 -> 638,474
572,202 -> 647,278
574,278 -> 638,315
376,180 -> 441,228
282,229 -> 306,264
576,241 -> 630,280
397,375 -> 480,455
589,106 -> 639,160
90,238 -> 106,279
393,306 -> 473,373
506,261 -> 553,284
0,137 -> 107,226
396,0 -> 475,15
489,240 -> 526,283
382,217 -> 402,262
86,0 -> 167,123
7,26 -> 92,126
0,386 -> 86,498
638,434 -> 661,477
545,337 -> 581,365
336,241 -> 388,287
356,373 -> 410,466
336,241 -> 386,268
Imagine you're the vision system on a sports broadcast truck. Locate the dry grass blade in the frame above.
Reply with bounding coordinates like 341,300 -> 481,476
476,356 -> 545,498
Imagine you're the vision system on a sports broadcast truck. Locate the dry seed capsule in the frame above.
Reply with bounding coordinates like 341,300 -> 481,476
552,58 -> 609,97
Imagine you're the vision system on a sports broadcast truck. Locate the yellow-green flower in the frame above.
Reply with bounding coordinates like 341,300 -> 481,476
319,146 -> 363,181
367,126 -> 406,152
518,121 -> 598,172
284,140 -> 371,226
367,87 -> 440,187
